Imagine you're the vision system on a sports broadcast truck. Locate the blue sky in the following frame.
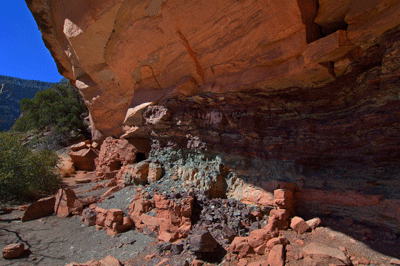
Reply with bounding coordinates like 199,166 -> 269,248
0,1 -> 63,83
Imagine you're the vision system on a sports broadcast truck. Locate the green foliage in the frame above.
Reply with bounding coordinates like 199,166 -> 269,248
0,132 -> 61,201
13,78 -> 88,136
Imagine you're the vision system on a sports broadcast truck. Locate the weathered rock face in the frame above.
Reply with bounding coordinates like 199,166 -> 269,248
27,0 -> 400,232
26,0 -> 400,138
144,39 -> 400,164
143,30 -> 400,232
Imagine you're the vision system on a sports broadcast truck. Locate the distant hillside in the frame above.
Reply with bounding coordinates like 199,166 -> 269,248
0,75 -> 56,131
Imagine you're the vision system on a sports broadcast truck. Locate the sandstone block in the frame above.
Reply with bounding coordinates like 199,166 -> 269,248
70,141 -> 87,152
158,231 -> 178,243
230,237 -> 252,258
253,242 -> 268,255
154,194 -> 172,210
290,216 -> 311,234
157,258 -> 170,266
274,189 -> 293,202
306,217 -> 322,229
123,102 -> 153,127
3,243 -> 25,259
69,148 -> 97,171
106,209 -> 124,222
95,137 -> 140,178
268,244 -> 285,266
95,210 -> 107,227
54,188 -> 83,218
265,209 -> 290,231
21,196 -> 55,222
248,229 -> 277,249
120,126 -> 149,139
139,214 -> 159,232
118,216 -> 134,231
129,198 -> 152,216
91,142 -> 100,150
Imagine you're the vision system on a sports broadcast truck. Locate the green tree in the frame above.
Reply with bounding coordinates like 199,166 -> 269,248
0,132 -> 61,201
13,78 -> 89,137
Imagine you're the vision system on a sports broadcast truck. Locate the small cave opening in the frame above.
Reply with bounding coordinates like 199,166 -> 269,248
135,152 -> 147,163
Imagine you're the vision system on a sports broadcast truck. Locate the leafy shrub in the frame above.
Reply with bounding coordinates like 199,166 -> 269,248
12,78 -> 89,137
0,132 -> 61,201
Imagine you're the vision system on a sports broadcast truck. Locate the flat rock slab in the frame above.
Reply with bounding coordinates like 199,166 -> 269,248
21,196 -> 55,222
303,242 -> 351,265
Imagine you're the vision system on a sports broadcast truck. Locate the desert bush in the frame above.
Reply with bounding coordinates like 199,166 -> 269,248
12,78 -> 89,137
0,132 -> 61,201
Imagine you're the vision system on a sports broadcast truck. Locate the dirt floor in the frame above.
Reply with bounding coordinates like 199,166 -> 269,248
1,153 -> 399,266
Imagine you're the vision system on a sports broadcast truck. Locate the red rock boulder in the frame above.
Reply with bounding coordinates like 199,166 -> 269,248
21,196 -> 55,222
93,206 -> 134,236
265,209 -> 290,231
268,244 -> 285,266
69,148 -> 98,171
229,237 -> 252,258
290,216 -> 311,234
54,188 -> 83,218
95,137 -> 147,179
2,243 -> 25,259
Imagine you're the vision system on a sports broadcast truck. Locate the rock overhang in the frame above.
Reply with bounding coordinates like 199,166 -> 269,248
25,0 -> 400,140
